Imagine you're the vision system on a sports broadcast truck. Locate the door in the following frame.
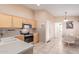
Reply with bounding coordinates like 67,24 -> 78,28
55,22 -> 62,39
55,22 -> 63,53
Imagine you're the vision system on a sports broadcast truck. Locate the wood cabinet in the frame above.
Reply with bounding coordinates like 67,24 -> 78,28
31,20 -> 37,28
0,13 -> 23,28
23,19 -> 37,28
33,32 -> 39,44
0,13 -> 12,28
16,35 -> 24,41
0,13 -> 36,29
12,16 -> 22,28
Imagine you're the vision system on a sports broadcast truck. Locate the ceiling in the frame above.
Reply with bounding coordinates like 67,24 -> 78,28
23,4 -> 79,16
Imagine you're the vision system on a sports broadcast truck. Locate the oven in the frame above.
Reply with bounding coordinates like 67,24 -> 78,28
24,34 -> 33,43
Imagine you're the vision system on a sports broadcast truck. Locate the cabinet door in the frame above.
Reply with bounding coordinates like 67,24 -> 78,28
12,16 -> 22,28
33,32 -> 39,44
31,20 -> 37,28
23,19 -> 37,28
16,35 -> 24,41
0,13 -> 12,28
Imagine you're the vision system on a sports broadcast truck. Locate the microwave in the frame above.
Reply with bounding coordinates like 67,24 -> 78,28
22,24 -> 32,29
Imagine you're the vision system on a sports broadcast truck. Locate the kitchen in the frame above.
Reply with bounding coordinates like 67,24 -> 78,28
0,0 -> 78,59
0,4 -> 54,54
0,4 -> 40,54
1,4 -> 79,54
0,4 -> 55,54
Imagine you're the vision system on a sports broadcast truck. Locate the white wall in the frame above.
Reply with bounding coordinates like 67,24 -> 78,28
55,22 -> 62,39
35,10 -> 55,42
63,20 -> 79,38
55,16 -> 79,38
46,20 -> 55,42
49,21 -> 55,39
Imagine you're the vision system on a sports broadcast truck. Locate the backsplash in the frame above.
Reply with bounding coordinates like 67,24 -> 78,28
0,29 -> 21,38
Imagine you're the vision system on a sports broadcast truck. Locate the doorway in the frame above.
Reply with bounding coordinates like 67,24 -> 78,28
55,22 -> 63,53
55,22 -> 62,39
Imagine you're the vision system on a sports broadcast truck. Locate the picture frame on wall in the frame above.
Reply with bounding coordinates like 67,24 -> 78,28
66,21 -> 73,29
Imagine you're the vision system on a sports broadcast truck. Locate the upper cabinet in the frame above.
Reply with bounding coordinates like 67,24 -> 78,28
0,13 -> 12,28
0,13 -> 36,29
12,16 -> 22,28
23,19 -> 37,28
31,20 -> 37,28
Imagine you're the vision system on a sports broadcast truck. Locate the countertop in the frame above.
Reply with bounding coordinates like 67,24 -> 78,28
0,39 -> 33,54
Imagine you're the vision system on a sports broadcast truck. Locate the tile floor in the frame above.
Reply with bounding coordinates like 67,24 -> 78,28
33,39 -> 79,54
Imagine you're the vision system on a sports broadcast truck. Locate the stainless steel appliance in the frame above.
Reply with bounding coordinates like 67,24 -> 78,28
20,24 -> 33,43
20,24 -> 32,35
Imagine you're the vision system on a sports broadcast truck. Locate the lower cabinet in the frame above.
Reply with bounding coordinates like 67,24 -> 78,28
33,32 -> 39,44
16,35 -> 24,41
16,32 -> 39,44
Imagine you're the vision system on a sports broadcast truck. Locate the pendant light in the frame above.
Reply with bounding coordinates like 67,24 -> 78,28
64,11 -> 68,21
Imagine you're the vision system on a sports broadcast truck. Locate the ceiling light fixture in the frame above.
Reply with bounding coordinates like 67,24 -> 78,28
37,4 -> 40,6
64,11 -> 68,22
